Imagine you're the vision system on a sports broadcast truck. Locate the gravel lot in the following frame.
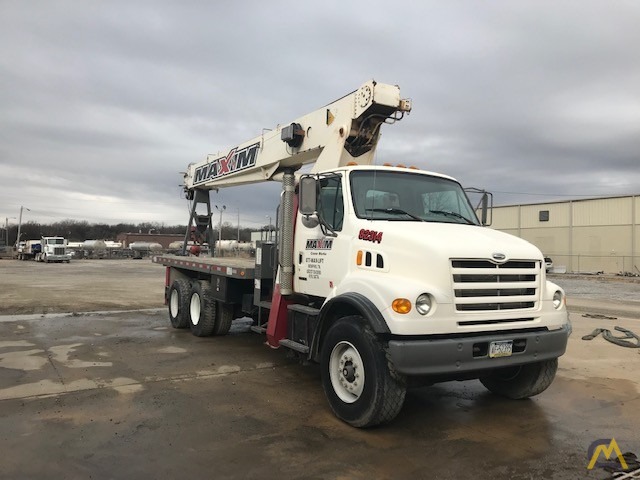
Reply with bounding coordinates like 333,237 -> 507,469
0,258 -> 165,315
552,274 -> 640,303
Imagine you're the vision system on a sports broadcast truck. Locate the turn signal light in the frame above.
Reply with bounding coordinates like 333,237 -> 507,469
356,250 -> 363,266
392,298 -> 412,314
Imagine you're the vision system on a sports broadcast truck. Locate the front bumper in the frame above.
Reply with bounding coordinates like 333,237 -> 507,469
387,326 -> 569,376
45,255 -> 71,262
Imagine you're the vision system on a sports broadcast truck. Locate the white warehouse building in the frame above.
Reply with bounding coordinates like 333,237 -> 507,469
490,194 -> 640,275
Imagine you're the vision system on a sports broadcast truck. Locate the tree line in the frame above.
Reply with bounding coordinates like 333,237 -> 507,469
2,220 -> 272,246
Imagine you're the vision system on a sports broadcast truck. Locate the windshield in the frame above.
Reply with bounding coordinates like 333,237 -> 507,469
350,170 -> 479,225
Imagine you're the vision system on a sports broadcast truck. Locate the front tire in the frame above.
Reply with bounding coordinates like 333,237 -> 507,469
188,280 -> 216,337
320,316 -> 406,428
480,358 -> 558,399
168,279 -> 190,329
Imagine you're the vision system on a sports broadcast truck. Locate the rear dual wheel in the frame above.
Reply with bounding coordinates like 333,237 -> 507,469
168,279 -> 190,329
188,280 -> 217,337
167,278 -> 235,337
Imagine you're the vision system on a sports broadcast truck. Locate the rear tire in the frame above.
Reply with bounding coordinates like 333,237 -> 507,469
480,358 -> 558,399
188,280 -> 216,337
168,279 -> 190,329
213,301 -> 233,336
320,316 -> 406,428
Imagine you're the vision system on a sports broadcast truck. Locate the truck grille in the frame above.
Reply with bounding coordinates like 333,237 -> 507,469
451,259 -> 540,312
54,247 -> 65,255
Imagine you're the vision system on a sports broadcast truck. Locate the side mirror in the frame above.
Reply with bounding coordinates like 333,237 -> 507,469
480,191 -> 493,226
299,176 -> 317,215
465,187 -> 493,226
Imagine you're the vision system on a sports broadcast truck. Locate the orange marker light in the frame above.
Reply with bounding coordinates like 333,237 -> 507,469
356,250 -> 363,266
392,298 -> 412,314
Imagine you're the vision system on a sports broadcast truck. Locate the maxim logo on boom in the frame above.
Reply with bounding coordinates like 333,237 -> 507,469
193,143 -> 260,184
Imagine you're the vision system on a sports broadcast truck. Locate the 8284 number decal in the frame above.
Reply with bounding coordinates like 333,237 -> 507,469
359,229 -> 383,243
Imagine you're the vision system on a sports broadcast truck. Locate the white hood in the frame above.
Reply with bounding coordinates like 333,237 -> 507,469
357,220 -> 542,272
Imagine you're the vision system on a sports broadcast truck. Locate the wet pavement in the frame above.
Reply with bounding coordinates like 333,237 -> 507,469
1,304 -> 639,479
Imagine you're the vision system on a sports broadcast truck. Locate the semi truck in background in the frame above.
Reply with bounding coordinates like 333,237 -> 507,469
17,237 -> 71,263
153,81 -> 571,427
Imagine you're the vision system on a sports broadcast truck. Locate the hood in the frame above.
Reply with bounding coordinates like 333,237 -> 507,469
360,221 -> 542,263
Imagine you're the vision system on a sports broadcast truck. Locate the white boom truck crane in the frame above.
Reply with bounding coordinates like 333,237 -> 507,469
153,80 -> 571,427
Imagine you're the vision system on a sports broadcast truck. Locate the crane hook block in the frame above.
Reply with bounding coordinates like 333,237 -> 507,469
281,123 -> 305,148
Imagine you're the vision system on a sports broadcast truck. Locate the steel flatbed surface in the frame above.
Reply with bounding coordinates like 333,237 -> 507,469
153,254 -> 256,280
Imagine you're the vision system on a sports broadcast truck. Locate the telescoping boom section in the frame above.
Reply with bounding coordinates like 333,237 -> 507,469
182,80 -> 411,193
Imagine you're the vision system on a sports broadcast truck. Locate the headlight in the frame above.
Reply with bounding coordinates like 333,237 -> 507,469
415,293 -> 432,315
553,290 -> 563,309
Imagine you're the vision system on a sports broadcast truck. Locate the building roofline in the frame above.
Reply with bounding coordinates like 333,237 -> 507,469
494,193 -> 640,208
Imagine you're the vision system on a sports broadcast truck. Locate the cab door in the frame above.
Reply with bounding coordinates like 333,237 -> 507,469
294,175 -> 349,298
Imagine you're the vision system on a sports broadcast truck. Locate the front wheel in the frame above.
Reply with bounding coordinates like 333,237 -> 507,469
480,358 -> 558,399
320,316 -> 406,428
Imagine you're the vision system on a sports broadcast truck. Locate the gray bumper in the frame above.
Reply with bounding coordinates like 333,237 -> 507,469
45,255 -> 71,262
387,327 -> 569,376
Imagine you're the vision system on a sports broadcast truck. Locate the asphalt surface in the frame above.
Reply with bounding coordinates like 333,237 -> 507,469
0,261 -> 639,479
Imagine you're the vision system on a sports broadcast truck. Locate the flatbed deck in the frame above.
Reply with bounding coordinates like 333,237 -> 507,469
153,254 -> 256,279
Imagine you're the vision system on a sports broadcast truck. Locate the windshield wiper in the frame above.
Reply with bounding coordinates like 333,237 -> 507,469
365,208 -> 425,222
428,210 -> 475,225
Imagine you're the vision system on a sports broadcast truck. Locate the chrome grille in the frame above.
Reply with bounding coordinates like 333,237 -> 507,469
451,259 -> 540,312
54,247 -> 65,255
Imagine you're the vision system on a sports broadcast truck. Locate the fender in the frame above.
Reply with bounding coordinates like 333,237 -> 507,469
310,292 -> 390,361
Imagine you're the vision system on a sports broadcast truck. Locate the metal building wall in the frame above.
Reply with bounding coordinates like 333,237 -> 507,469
491,195 -> 638,274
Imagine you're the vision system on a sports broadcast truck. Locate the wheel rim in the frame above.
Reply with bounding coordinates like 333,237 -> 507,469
190,293 -> 201,325
169,289 -> 179,318
329,341 -> 365,403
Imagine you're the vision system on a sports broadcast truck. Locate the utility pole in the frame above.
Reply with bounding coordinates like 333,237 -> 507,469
265,215 -> 272,242
215,204 -> 226,257
4,217 -> 15,246
236,208 -> 240,257
16,206 -> 30,248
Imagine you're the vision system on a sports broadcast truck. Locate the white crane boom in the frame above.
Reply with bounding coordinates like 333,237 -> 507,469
183,80 -> 411,193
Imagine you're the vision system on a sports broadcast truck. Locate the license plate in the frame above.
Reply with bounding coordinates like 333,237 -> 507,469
489,340 -> 513,358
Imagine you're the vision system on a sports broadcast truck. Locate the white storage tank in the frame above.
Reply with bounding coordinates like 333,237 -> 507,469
83,240 -> 107,252
129,242 -> 163,252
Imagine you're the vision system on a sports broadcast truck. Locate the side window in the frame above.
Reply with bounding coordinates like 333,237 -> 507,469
318,176 -> 344,231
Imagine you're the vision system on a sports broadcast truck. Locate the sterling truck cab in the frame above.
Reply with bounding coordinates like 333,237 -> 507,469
297,166 -> 569,380
154,81 -> 570,427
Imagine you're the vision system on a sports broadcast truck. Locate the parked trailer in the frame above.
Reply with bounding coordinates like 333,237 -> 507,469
17,240 -> 41,260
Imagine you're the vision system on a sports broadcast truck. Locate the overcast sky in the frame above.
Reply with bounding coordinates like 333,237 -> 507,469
1,0 -> 638,230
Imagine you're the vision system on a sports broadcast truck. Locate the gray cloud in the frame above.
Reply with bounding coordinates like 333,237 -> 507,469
1,0 -> 638,229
